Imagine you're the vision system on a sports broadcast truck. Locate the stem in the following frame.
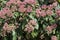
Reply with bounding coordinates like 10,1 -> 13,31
12,30 -> 17,40
4,36 -> 7,40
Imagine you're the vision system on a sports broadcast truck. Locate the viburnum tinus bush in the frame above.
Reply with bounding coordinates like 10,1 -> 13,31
0,0 -> 60,40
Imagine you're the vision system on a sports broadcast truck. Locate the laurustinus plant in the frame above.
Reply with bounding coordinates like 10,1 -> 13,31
0,0 -> 60,40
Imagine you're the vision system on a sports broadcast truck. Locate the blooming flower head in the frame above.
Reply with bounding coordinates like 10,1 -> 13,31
3,23 -> 16,33
6,24 -> 16,33
52,2 -> 58,7
3,23 -> 9,31
25,0 -> 36,5
47,4 -> 53,10
36,8 -> 41,17
6,1 -> 12,7
10,6 -> 17,12
24,24 -> 34,33
41,4 -> 47,9
0,7 -> 10,19
50,24 -> 57,29
24,19 -> 36,33
0,11 -> 6,19
40,10 -> 46,17
29,20 -> 37,26
56,9 -> 60,16
46,26 -> 52,33
26,6 -> 32,12
18,5 -> 26,12
46,9 -> 53,16
51,36 -> 58,40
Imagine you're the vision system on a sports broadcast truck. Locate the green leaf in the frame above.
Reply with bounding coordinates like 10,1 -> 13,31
31,31 -> 38,38
13,12 -> 19,19
14,12 -> 19,17
12,30 -> 17,40
44,17 -> 49,21
43,24 -> 46,29
58,0 -> 60,3
35,23 -> 39,30
49,16 -> 53,21
4,37 -> 7,40
52,29 -> 56,34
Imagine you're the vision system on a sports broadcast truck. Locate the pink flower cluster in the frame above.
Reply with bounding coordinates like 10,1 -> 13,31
0,0 -> 36,19
24,0 -> 36,5
0,7 -> 13,19
24,24 -> 34,33
46,24 -> 57,33
0,0 -> 58,19
1,23 -> 19,36
6,0 -> 34,13
24,20 -> 37,33
56,9 -> 60,16
36,2 -> 58,17
36,9 -> 53,17
3,23 -> 16,33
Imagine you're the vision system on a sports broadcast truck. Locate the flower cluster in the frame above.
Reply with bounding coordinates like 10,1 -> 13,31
46,24 -> 57,33
24,20 -> 37,33
3,23 -> 16,33
36,1 -> 58,18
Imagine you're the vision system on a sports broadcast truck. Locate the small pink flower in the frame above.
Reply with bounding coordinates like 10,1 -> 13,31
46,10 -> 53,16
51,36 -> 57,40
6,9 -> 13,17
3,23 -> 16,33
25,0 -> 36,5
16,0 -> 21,6
41,4 -> 47,9
3,23 -> 9,31
0,10 -> 6,19
6,24 -> 15,33
10,6 -> 17,12
46,26 -> 52,33
50,24 -> 57,29
18,5 -> 26,12
36,9 -> 41,17
52,2 -> 58,7
7,12 -> 13,17
46,24 -> 57,34
18,8 -> 26,13
29,20 -> 37,26
2,7 -> 9,14
40,10 -> 46,17
47,5 -> 53,10
1,30 -> 6,37
36,9 -> 41,14
6,1 -> 12,7
26,6 -> 32,12
17,1 -> 26,6
3,7 -> 13,17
